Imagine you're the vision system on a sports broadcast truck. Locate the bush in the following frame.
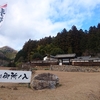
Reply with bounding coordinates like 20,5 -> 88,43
7,62 -> 16,67
32,53 -> 43,60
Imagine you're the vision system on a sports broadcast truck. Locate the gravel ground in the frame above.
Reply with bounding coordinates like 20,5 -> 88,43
0,67 -> 100,100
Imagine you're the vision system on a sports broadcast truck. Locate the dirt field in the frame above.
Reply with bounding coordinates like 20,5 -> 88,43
0,67 -> 100,100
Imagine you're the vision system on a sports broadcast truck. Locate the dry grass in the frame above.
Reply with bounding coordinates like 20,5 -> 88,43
0,67 -> 100,100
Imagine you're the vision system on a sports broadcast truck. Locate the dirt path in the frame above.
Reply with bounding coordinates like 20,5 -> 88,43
0,70 -> 100,100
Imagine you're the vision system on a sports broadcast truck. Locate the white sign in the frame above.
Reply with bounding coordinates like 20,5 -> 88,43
0,70 -> 31,83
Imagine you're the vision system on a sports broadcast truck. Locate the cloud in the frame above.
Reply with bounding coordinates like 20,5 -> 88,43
0,0 -> 100,50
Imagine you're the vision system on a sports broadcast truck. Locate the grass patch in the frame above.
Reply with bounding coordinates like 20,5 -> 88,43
44,68 -> 49,70
32,68 -> 38,70
56,83 -> 62,87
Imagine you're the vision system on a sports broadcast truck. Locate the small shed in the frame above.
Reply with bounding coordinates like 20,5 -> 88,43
54,54 -> 76,65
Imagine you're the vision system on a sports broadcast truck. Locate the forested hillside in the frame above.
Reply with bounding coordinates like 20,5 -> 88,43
14,23 -> 100,66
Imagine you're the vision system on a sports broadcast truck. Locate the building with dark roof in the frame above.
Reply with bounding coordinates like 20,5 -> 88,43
54,54 -> 76,65
71,56 -> 100,66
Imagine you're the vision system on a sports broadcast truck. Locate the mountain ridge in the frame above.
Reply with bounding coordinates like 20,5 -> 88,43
0,46 -> 17,52
0,46 -> 17,66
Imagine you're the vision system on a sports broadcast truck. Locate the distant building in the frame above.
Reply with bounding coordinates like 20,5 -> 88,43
43,56 -> 49,61
54,54 -> 76,65
71,56 -> 100,66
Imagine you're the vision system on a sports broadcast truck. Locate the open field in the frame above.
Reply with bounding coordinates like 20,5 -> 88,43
0,67 -> 100,100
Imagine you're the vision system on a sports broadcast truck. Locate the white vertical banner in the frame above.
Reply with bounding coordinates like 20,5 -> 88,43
0,4 -> 7,26
0,70 -> 32,83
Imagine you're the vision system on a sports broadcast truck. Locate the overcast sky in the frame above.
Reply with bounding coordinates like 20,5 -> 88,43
0,0 -> 100,51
